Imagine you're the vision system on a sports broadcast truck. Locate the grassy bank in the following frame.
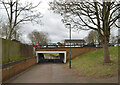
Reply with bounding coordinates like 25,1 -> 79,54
44,53 -> 59,56
71,47 -> 118,78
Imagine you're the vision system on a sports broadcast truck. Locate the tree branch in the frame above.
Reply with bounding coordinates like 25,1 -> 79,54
2,1 -> 10,21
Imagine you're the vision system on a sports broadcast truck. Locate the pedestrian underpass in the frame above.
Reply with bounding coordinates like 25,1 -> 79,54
36,51 -> 66,63
3,47 -> 100,82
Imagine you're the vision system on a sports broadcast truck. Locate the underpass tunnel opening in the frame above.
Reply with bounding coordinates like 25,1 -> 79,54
59,53 -> 64,61
36,51 -> 66,63
38,53 -> 44,59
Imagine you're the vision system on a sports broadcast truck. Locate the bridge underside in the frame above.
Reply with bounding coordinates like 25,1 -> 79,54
36,51 -> 66,63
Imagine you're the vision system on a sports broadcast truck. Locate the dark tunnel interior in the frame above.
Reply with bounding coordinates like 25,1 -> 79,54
37,53 -> 64,63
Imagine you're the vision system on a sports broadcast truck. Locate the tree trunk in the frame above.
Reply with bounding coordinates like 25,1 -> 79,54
8,1 -> 13,40
8,26 -> 12,40
103,39 -> 111,63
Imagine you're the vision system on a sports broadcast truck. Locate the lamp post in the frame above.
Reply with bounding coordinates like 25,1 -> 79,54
66,23 -> 71,69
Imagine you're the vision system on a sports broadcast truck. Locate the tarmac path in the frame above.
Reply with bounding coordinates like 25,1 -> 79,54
6,63 -> 118,83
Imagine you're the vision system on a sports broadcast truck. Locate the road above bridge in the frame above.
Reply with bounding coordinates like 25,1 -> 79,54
6,63 -> 117,83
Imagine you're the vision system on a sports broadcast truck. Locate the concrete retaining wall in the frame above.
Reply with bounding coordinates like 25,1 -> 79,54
2,38 -> 33,64
2,57 -> 36,82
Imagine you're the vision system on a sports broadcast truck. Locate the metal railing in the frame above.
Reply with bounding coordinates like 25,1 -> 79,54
34,43 -> 118,49
34,44 -> 85,49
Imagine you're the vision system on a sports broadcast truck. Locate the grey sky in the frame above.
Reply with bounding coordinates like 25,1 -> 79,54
19,0 -> 90,43
0,0 -> 118,43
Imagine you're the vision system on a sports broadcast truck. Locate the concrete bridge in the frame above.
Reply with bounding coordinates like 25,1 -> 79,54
35,47 -> 99,64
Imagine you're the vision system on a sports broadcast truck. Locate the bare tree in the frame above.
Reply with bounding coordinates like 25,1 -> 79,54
0,19 -> 9,38
28,32 -> 35,44
0,19 -> 2,38
0,29 -> 1,38
110,34 -> 118,44
49,0 -> 120,63
11,25 -> 22,40
85,30 -> 100,44
0,20 -> 22,40
1,22 -> 9,39
0,0 -> 42,40
28,30 -> 50,45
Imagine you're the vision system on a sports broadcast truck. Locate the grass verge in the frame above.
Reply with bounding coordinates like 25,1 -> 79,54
2,56 -> 31,64
70,47 -> 118,78
44,53 -> 59,56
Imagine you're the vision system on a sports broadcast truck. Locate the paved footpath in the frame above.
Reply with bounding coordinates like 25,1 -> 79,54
6,63 -> 118,83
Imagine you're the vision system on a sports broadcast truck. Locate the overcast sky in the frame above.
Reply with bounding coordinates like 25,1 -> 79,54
0,0 -> 118,43
19,0 -> 91,43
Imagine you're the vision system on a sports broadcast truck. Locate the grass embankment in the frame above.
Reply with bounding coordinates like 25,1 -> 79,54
44,53 -> 59,56
71,47 -> 118,78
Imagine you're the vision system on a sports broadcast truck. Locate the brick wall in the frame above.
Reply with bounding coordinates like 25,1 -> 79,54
2,57 -> 36,82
